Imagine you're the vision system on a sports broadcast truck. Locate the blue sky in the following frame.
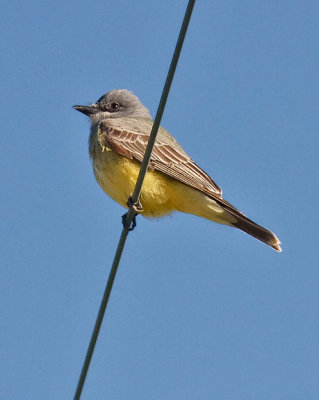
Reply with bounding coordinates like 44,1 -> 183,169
1,1 -> 319,399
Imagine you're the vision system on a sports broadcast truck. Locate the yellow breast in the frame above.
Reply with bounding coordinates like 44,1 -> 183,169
92,147 -> 177,217
90,132 -> 228,223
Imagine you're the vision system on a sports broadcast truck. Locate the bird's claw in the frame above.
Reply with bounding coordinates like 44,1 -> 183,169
127,196 -> 143,213
121,197 -> 143,231
122,212 -> 137,231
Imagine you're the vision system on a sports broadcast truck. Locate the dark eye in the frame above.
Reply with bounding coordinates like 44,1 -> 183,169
110,102 -> 120,110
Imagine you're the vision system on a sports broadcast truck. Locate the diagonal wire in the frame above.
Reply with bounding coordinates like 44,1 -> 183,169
74,1 -> 196,398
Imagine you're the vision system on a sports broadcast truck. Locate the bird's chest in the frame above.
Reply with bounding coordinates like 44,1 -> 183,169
92,147 -> 140,207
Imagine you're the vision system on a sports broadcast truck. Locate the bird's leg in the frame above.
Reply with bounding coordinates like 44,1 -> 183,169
121,212 -> 137,231
127,196 -> 143,213
121,196 -> 143,231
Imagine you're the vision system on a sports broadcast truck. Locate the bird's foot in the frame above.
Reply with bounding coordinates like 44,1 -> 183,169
127,196 -> 143,213
122,212 -> 138,231
122,197 -> 143,231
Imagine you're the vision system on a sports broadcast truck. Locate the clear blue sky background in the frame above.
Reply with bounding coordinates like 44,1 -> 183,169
1,1 -> 318,399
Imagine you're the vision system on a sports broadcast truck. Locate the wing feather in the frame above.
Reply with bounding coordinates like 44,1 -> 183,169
97,119 -> 222,197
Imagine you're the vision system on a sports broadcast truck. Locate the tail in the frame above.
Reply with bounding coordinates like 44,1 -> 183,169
220,199 -> 282,252
170,183 -> 282,252
231,213 -> 282,252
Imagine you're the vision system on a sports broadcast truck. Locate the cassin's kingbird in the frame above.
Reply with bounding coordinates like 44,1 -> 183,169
74,89 -> 281,252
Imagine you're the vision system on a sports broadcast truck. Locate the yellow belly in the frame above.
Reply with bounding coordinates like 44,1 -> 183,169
92,148 -> 234,224
92,149 -> 176,217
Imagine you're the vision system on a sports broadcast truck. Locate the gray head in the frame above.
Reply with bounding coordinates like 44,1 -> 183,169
73,89 -> 152,122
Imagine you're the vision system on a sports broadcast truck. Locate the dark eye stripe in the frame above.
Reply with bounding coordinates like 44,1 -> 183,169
97,101 -> 121,112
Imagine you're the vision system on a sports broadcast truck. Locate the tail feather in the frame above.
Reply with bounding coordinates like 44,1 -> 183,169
214,198 -> 282,252
231,214 -> 281,252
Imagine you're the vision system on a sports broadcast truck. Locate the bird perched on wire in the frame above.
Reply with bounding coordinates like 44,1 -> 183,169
73,89 -> 281,252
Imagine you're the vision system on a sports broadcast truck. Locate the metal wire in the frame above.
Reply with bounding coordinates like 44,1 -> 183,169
74,1 -> 196,398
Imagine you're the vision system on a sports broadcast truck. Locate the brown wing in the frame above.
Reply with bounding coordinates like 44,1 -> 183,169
96,119 -> 284,250
97,118 -> 222,198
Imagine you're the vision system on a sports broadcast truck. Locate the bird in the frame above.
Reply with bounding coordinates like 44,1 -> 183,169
73,89 -> 281,252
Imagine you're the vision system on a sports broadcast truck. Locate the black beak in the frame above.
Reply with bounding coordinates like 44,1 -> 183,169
73,104 -> 99,116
